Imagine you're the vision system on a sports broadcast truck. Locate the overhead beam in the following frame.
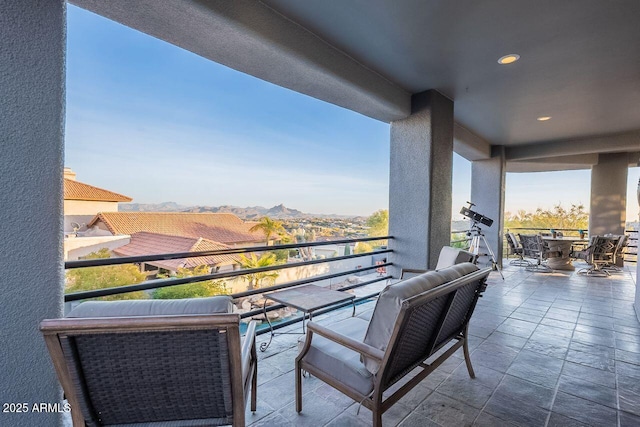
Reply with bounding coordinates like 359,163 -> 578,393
506,130 -> 640,161
70,0 -> 410,122
507,151 -> 640,173
453,123 -> 492,161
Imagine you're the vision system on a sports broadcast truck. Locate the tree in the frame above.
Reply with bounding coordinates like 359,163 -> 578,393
294,229 -> 316,261
238,252 -> 280,290
366,210 -> 389,237
249,217 -> 286,245
153,265 -> 229,299
505,204 -> 588,231
65,248 -> 147,301
344,244 -> 351,256
354,242 -> 373,254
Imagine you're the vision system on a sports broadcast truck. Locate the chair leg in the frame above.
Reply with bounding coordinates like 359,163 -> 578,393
463,326 -> 475,379
295,360 -> 302,413
373,408 -> 382,427
251,353 -> 257,412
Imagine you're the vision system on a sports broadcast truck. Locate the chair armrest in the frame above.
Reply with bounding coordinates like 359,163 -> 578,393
241,320 -> 257,382
400,268 -> 428,279
306,321 -> 384,361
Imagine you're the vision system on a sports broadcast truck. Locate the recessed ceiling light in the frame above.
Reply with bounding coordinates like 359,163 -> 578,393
537,116 -> 552,121
498,54 -> 520,64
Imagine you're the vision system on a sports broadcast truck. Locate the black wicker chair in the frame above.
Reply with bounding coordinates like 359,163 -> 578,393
41,297 -> 257,427
295,264 -> 491,427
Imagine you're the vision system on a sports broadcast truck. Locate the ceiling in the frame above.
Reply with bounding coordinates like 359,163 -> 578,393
71,0 -> 640,159
263,0 -> 640,146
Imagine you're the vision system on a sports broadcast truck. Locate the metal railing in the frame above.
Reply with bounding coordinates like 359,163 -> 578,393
64,236 -> 394,334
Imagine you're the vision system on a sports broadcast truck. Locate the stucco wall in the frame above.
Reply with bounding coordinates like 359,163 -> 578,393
64,199 -> 119,216
589,153 -> 628,236
64,236 -> 131,261
0,1 -> 66,426
471,147 -> 506,268
389,90 -> 454,273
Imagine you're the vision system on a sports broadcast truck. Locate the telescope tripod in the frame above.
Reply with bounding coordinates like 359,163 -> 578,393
468,225 -> 504,280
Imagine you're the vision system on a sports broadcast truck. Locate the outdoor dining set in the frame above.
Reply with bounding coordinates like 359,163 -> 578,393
505,231 -> 629,276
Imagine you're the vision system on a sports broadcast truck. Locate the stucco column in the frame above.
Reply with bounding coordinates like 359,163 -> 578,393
635,178 -> 640,322
589,153 -> 628,237
0,2 -> 66,426
389,90 -> 454,272
470,146 -> 506,268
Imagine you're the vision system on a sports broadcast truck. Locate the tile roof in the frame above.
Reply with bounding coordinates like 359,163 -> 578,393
89,212 -> 265,244
64,178 -> 132,202
113,232 -> 239,270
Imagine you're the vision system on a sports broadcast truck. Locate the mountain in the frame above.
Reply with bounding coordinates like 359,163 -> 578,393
119,202 -> 189,212
120,202 -> 355,219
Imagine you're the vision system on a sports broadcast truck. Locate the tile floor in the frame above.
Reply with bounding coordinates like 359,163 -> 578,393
248,261 -> 640,426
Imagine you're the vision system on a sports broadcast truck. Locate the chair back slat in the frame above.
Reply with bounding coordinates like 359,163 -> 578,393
591,236 -> 619,261
518,234 -> 541,258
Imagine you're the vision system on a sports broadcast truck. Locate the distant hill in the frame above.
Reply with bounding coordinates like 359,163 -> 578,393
119,202 -> 190,212
120,202 -> 355,219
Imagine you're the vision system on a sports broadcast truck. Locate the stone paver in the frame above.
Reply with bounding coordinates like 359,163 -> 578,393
249,261 -> 639,426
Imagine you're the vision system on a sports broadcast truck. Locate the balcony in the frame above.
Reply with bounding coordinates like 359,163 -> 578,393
3,2 -> 640,426
55,239 -> 639,426
244,262 -> 639,426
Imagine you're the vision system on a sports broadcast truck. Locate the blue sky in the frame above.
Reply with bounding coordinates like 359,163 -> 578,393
66,6 -> 639,220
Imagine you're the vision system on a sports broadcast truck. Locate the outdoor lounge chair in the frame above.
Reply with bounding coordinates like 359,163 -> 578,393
295,263 -> 491,427
40,296 -> 257,427
576,235 -> 620,276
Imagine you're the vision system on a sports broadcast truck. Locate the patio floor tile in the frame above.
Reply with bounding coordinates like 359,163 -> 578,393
246,262 -> 639,426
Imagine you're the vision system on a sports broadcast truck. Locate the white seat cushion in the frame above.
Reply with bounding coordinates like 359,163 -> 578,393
66,296 -> 233,317
302,316 -> 374,396
435,246 -> 475,270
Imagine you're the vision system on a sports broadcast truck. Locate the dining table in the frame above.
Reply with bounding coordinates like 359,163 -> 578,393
542,236 -> 589,270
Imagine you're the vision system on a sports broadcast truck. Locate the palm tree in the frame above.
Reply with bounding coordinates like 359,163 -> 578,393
249,216 -> 286,246
237,253 -> 279,290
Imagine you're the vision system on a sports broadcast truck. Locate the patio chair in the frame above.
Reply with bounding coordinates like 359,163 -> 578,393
505,232 -> 528,266
295,263 -> 491,427
576,235 -> 620,276
603,234 -> 628,273
518,234 -> 554,272
40,296 -> 257,427
400,246 -> 475,279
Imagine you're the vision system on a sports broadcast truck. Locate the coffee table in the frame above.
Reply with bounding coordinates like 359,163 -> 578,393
259,284 -> 356,351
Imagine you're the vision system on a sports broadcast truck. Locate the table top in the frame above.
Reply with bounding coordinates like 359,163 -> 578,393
266,284 -> 355,312
542,236 -> 588,242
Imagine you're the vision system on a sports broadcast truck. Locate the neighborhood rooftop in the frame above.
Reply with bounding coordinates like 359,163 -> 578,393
113,231 -> 239,270
63,178 -> 132,203
88,212 -> 267,245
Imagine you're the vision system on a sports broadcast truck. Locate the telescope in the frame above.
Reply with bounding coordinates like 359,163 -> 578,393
460,202 -> 493,227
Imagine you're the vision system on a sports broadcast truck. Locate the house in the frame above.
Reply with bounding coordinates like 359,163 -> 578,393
63,167 -> 132,234
112,231 -> 240,274
4,2 -> 640,425
87,211 -> 267,247
63,168 -> 133,260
